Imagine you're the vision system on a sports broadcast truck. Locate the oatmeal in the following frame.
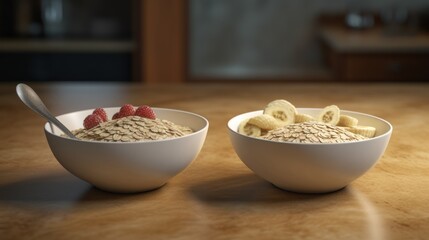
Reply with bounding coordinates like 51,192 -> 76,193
72,115 -> 193,142
262,122 -> 368,144
238,99 -> 377,140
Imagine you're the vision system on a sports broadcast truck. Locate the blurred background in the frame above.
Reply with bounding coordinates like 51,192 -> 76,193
0,0 -> 428,83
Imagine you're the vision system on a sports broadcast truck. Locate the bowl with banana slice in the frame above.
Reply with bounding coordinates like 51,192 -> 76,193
228,100 -> 392,193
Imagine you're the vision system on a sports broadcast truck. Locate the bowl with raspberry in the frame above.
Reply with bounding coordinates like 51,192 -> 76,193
44,104 -> 209,193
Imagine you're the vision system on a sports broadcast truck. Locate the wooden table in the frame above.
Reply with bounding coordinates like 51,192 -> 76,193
1,82 -> 428,239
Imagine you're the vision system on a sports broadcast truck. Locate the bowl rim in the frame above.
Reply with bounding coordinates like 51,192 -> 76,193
227,108 -> 393,146
45,107 -> 209,144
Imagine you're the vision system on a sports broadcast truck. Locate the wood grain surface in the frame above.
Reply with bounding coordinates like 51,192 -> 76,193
0,82 -> 428,240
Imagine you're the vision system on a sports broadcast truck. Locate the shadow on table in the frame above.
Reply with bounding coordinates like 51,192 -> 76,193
189,173 -> 348,204
189,174 -> 386,240
0,172 -> 156,208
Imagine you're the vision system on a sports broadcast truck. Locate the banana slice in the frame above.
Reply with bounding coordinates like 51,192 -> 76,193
248,114 -> 283,130
266,99 -> 297,109
348,125 -> 376,138
338,115 -> 358,127
238,119 -> 262,137
263,99 -> 297,125
318,105 -> 340,125
295,113 -> 315,123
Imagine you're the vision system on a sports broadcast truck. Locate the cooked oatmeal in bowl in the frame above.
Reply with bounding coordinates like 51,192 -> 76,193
45,106 -> 209,193
228,100 -> 392,193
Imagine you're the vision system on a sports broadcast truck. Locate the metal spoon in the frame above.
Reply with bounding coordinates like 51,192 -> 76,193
16,83 -> 77,139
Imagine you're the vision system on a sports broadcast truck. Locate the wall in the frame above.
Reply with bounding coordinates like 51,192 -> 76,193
190,0 -> 429,79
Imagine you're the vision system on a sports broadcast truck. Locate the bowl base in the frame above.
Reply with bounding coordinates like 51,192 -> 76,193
93,183 -> 167,194
271,183 -> 347,194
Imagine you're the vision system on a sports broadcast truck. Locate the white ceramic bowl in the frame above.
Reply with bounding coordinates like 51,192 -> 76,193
45,107 -> 208,193
228,108 -> 392,193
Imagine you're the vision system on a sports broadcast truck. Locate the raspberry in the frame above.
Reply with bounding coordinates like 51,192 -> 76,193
112,112 -> 121,120
119,104 -> 135,117
83,114 -> 103,129
135,105 -> 156,119
93,108 -> 107,122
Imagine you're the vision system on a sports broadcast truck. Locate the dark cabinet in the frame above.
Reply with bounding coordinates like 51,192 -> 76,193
0,0 -> 134,82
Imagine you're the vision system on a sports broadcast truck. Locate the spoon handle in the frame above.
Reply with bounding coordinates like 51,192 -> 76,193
16,83 -> 77,139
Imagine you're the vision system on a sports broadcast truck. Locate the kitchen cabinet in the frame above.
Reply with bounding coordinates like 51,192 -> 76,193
0,0 -> 188,83
0,0 -> 187,83
0,39 -> 133,82
0,0 -> 136,82
320,25 -> 429,81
